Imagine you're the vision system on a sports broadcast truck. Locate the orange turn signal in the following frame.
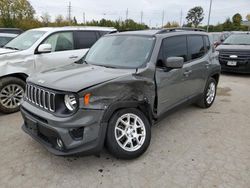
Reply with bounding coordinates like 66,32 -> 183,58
84,93 -> 91,106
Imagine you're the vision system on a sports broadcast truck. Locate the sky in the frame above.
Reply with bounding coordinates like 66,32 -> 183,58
29,0 -> 250,27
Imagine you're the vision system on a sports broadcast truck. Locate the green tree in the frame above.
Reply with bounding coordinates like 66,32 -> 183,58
0,0 -> 35,27
232,13 -> 242,26
186,6 -> 204,28
164,21 -> 180,28
246,14 -> 250,21
40,12 -> 51,26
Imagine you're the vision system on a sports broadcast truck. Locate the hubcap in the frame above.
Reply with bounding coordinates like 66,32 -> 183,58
0,84 -> 24,109
114,113 -> 146,152
206,82 -> 216,105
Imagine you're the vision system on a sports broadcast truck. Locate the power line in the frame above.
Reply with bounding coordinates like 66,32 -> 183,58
83,12 -> 85,24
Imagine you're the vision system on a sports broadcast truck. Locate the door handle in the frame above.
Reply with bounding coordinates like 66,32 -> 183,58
205,63 -> 210,69
183,70 -> 192,77
69,56 -> 78,59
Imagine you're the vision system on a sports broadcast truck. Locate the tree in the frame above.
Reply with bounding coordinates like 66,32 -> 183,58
232,13 -> 242,25
246,14 -> 250,21
55,15 -> 64,24
164,21 -> 180,28
41,12 -> 51,26
0,0 -> 35,27
186,6 -> 204,28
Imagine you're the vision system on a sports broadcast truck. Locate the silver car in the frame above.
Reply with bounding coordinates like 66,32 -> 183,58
0,26 -> 117,113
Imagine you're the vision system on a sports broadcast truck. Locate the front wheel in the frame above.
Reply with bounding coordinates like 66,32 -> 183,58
106,108 -> 151,159
196,77 -> 217,108
0,77 -> 26,114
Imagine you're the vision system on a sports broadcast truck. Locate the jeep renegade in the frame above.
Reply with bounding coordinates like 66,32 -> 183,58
21,28 -> 221,159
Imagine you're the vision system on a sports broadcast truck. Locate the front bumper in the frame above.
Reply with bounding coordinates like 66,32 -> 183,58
219,61 -> 250,74
21,101 -> 107,156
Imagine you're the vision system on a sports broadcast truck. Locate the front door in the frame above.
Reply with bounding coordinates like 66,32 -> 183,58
34,31 -> 85,72
155,35 -> 189,116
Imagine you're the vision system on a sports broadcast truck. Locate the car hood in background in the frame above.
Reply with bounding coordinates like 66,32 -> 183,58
0,48 -> 18,55
217,44 -> 250,51
29,63 -> 136,92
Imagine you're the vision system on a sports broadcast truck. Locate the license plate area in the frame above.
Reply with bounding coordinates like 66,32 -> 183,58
227,61 -> 237,66
25,116 -> 38,134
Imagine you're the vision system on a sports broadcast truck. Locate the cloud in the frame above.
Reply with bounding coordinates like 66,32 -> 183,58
29,0 -> 250,27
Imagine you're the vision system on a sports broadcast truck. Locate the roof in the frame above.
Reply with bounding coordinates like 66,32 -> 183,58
0,33 -> 18,37
113,28 -> 207,37
30,26 -> 117,32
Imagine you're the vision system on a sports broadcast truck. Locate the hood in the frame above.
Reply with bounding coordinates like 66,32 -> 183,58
29,63 -> 136,92
216,44 -> 250,51
0,48 -> 18,55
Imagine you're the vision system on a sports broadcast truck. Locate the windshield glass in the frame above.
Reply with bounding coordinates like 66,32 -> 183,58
0,36 -> 13,47
84,35 -> 155,68
5,30 -> 46,50
223,34 -> 250,45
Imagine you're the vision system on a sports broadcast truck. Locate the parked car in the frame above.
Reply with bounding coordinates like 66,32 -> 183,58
20,28 -> 221,159
0,28 -> 23,35
0,26 -> 117,114
0,33 -> 18,47
217,32 -> 250,73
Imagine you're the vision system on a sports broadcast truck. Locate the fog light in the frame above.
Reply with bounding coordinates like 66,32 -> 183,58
56,138 -> 64,149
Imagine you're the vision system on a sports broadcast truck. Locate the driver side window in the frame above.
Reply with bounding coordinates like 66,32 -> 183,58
42,32 -> 74,52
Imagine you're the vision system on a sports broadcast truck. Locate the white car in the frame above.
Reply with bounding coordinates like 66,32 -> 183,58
0,26 -> 117,113
0,33 -> 18,47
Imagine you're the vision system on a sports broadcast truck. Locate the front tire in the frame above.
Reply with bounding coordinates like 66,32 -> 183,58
196,77 -> 217,108
106,108 -> 151,159
0,77 -> 26,114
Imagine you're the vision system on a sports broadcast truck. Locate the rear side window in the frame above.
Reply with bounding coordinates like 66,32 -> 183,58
162,36 -> 188,62
204,36 -> 211,52
74,31 -> 98,49
187,35 -> 205,60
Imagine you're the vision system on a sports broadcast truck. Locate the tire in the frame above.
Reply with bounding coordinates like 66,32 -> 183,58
106,108 -> 151,159
196,77 -> 217,108
0,77 -> 26,114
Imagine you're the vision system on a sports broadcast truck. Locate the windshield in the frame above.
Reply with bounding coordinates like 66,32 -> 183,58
223,34 -> 250,45
5,30 -> 46,50
84,35 -> 155,68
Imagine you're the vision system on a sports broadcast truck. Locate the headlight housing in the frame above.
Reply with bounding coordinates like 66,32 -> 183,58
64,94 -> 77,111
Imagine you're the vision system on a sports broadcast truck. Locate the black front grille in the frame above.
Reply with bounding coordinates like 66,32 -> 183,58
219,50 -> 250,63
25,83 -> 56,112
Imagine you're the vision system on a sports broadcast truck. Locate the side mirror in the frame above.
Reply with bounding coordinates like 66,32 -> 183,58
165,57 -> 184,69
37,44 -> 52,54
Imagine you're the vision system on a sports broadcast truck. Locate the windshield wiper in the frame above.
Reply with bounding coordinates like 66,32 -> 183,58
236,43 -> 250,45
222,43 -> 231,45
4,46 -> 19,50
93,64 -> 117,69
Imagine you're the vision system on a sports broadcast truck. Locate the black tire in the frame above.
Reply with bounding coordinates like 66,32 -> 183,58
0,77 -> 26,114
106,108 -> 151,159
196,77 -> 217,108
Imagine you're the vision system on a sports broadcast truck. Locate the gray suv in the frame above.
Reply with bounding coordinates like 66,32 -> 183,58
21,28 -> 221,159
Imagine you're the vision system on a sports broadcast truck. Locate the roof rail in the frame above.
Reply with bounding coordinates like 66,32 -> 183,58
156,27 -> 205,34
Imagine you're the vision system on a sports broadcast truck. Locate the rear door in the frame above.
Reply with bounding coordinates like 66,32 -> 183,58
155,35 -> 190,115
184,35 -> 208,97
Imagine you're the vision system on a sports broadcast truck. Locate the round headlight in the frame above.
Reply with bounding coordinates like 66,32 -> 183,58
64,94 -> 77,111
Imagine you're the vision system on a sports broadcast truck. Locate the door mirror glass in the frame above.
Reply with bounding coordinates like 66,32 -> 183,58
37,44 -> 52,53
165,57 -> 184,69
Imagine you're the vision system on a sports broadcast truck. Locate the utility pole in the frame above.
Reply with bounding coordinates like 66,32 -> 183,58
140,11 -> 143,24
207,0 -> 213,32
83,12 -> 85,24
125,8 -> 129,27
161,10 -> 165,28
68,1 -> 72,22
180,9 -> 183,27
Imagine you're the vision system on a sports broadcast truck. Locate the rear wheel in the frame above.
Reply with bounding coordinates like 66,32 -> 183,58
106,108 -> 151,159
196,77 -> 217,108
0,77 -> 26,114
